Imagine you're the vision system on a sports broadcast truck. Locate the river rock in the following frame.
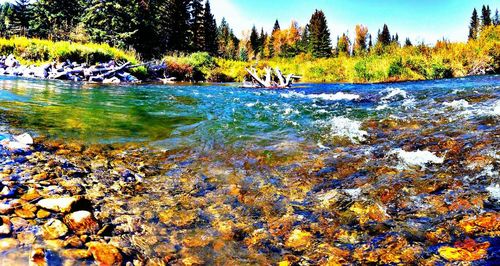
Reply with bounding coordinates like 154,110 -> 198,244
60,249 -> 92,260
10,217 -> 29,231
41,219 -> 68,240
17,231 -> 36,245
0,238 -> 18,252
64,210 -> 99,235
30,248 -> 47,266
37,197 -> 79,213
0,216 -> 11,235
36,209 -> 51,219
86,242 -> 123,266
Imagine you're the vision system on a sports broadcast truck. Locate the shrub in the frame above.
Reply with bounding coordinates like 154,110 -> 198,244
388,57 -> 404,78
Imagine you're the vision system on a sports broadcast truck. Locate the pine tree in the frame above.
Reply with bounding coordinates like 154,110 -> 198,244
190,0 -> 204,51
10,0 -> 31,36
368,34 -> 372,52
82,0 -> 139,48
273,19 -> 280,32
494,9 -> 500,26
309,9 -> 332,58
203,0 -> 217,55
249,25 -> 259,54
30,0 -> 85,40
166,0 -> 191,52
481,5 -> 492,27
469,8 -> 480,40
217,18 -> 239,59
379,24 -> 391,46
404,38 -> 412,47
0,3 -> 13,37
297,24 -> 310,54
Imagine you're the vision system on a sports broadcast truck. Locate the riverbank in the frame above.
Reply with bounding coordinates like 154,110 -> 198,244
2,25 -> 498,85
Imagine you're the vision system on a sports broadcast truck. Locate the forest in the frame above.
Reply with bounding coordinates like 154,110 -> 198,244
0,0 -> 499,83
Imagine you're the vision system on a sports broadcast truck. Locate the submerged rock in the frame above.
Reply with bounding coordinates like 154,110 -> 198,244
41,219 -> 68,240
64,210 -> 99,235
37,197 -> 79,213
86,242 -> 123,266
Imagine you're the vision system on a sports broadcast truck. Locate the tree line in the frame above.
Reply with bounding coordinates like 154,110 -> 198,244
0,1 -> 498,61
468,5 -> 500,40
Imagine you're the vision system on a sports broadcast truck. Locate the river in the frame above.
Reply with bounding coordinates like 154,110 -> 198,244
0,75 -> 498,264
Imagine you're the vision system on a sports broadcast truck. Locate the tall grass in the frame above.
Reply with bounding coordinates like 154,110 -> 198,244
0,37 -> 139,66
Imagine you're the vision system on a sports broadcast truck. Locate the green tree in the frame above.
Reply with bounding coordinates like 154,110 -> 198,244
309,9 -> 332,58
336,33 -> 350,56
378,24 -> 391,46
10,0 -> 32,36
217,18 -> 239,59
494,9 -> 500,26
190,0 -> 205,51
297,24 -> 310,54
469,8 -> 480,40
404,37 -> 412,47
30,0 -> 85,40
203,0 -> 218,55
249,25 -> 259,54
481,5 -> 492,27
82,0 -> 139,48
167,0 -> 191,52
0,3 -> 13,37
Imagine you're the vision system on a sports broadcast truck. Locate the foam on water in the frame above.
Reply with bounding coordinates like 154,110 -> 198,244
392,149 -> 444,168
443,99 -> 471,109
380,87 -> 407,101
280,91 -> 360,101
486,184 -> 500,200
318,117 -> 368,143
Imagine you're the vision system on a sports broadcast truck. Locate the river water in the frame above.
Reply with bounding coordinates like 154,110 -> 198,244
0,75 -> 498,264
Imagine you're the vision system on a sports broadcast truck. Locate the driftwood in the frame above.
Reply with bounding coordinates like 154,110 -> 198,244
244,66 -> 301,88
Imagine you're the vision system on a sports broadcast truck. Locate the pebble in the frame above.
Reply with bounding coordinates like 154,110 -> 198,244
0,238 -> 18,252
41,219 -> 68,240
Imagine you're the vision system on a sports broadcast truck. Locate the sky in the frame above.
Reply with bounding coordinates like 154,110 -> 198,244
210,0 -> 499,44
0,0 -> 498,44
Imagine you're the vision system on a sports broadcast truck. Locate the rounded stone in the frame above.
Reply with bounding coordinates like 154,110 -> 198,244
41,219 -> 68,240
64,211 -> 100,235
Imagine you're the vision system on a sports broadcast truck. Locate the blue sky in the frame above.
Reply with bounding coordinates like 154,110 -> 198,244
0,0 -> 498,44
210,0 -> 499,44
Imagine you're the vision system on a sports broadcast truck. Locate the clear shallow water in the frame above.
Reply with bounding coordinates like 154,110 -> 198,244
0,75 -> 499,264
0,75 -> 498,150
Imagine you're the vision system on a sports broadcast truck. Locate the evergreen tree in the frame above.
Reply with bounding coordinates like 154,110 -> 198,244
257,28 -> 266,55
0,3 -> 13,37
190,0 -> 205,51
297,24 -> 310,54
30,0 -> 85,40
10,0 -> 31,36
203,0 -> 218,55
379,24 -> 391,46
404,37 -> 412,47
82,0 -> 139,49
481,5 -> 492,27
468,8 -> 480,40
308,9 -> 332,58
217,18 -> 238,59
249,25 -> 259,53
166,0 -> 191,52
368,34 -> 372,52
132,0 -> 169,59
273,19 -> 280,32
494,9 -> 500,26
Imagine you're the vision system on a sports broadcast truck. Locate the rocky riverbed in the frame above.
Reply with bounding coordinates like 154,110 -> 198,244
0,76 -> 498,265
